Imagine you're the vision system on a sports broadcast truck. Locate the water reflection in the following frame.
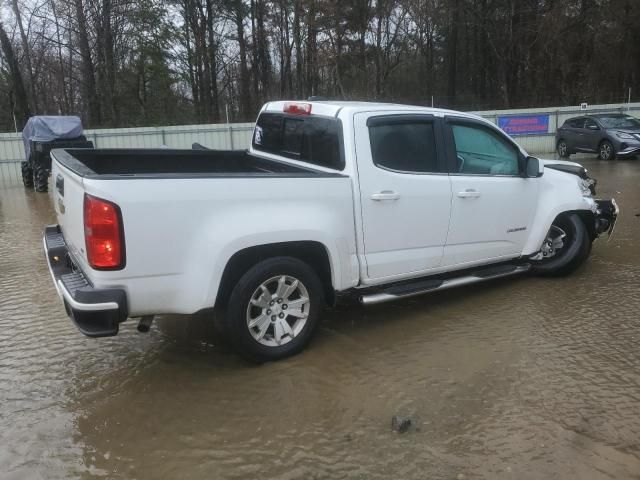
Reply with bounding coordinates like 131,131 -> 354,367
1,154 -> 639,479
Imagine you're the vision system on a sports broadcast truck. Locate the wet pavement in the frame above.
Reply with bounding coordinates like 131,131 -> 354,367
1,154 -> 640,479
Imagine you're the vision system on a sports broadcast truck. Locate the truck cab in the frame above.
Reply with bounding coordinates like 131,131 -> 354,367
44,101 -> 618,362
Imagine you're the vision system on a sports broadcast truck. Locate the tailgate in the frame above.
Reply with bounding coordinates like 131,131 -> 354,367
51,152 -> 88,267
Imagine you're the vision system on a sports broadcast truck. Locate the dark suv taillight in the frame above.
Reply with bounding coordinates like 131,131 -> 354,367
84,194 -> 125,270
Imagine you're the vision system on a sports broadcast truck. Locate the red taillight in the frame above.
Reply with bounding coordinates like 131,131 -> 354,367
84,194 -> 125,269
283,102 -> 312,115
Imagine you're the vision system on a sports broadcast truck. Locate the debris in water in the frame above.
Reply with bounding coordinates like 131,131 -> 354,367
391,415 -> 412,433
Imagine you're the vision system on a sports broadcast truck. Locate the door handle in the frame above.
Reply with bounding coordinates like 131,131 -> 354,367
371,191 -> 400,201
457,189 -> 481,198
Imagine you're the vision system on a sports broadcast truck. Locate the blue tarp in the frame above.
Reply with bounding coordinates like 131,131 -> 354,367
21,116 -> 84,161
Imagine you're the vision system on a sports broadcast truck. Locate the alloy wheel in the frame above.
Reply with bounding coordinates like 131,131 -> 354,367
540,225 -> 567,259
246,275 -> 310,347
558,142 -> 567,157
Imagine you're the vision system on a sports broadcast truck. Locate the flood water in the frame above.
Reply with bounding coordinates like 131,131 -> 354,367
1,155 -> 639,479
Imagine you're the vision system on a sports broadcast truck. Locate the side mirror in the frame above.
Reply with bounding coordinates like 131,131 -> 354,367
587,124 -> 599,131
524,156 -> 543,178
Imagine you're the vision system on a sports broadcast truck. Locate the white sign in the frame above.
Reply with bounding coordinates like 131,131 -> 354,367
580,102 -> 588,111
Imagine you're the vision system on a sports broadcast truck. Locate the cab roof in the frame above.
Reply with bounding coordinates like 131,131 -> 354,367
262,100 -> 479,120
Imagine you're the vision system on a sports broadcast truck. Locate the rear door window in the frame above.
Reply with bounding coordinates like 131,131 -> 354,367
368,121 -> 439,173
253,112 -> 344,170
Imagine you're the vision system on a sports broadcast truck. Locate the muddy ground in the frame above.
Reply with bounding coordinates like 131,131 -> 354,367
1,155 -> 639,479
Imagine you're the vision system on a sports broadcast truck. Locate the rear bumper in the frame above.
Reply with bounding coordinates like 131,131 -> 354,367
44,225 -> 127,337
594,199 -> 619,236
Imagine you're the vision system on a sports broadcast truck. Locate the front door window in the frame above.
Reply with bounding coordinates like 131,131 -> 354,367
451,124 -> 519,175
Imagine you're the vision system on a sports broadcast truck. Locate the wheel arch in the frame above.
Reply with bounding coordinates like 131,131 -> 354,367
215,241 -> 335,308
542,210 -> 596,242
571,209 -> 597,240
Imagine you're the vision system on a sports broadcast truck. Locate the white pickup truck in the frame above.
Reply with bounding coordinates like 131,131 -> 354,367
44,101 -> 618,361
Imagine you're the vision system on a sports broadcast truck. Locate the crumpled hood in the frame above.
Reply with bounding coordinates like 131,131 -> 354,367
540,158 -> 596,194
540,158 -> 588,177
540,158 -> 582,168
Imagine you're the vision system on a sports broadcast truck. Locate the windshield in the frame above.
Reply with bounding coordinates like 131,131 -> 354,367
597,115 -> 640,129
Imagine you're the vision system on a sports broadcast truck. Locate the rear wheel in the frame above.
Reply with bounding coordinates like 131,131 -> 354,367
223,256 -> 324,363
33,165 -> 49,192
21,162 -> 34,188
530,213 -> 592,277
557,140 -> 570,158
598,140 -> 615,161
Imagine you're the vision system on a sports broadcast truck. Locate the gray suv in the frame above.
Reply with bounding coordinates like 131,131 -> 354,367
555,113 -> 640,160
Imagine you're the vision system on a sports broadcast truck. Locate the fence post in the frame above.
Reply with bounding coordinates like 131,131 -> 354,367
161,129 -> 166,146
93,132 -> 98,148
228,124 -> 235,150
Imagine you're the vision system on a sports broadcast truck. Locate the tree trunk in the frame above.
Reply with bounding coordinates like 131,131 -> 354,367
235,0 -> 252,118
0,19 -> 31,130
10,0 -> 37,112
184,1 -> 199,116
206,0 -> 220,122
101,0 -> 118,125
256,0 -> 270,100
293,0 -> 303,97
305,0 -> 317,97
447,0 -> 459,105
73,0 -> 101,126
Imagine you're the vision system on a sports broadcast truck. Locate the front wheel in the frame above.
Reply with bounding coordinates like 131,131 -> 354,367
223,257 -> 324,363
598,140 -> 615,161
530,213 -> 592,277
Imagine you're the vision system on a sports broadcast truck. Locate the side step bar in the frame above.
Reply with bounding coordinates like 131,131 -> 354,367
360,263 -> 531,306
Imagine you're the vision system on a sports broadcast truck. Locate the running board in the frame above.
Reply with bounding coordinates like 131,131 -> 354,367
359,263 -> 531,306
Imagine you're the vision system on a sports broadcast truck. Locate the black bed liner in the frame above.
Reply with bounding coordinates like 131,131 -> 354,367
52,148 -> 345,179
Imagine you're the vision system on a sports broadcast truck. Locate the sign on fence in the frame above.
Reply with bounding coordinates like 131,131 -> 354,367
498,114 -> 549,135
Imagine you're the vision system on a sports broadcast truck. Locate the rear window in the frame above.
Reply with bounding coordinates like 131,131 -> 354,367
252,112 -> 344,170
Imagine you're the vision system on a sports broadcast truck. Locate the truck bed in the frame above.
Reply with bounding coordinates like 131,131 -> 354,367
52,148 -> 339,179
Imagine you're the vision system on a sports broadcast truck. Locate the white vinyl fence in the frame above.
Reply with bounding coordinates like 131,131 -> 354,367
1,103 -> 639,189
0,122 -> 254,189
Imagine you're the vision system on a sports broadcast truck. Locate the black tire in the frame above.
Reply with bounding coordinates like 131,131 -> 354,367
33,165 -> 49,192
598,140 -> 615,161
530,213 -> 592,277
223,256 -> 325,363
557,140 -> 570,158
21,162 -> 34,188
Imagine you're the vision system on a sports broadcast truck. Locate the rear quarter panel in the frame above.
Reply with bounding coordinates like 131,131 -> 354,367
51,157 -> 88,267
81,175 -> 358,316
